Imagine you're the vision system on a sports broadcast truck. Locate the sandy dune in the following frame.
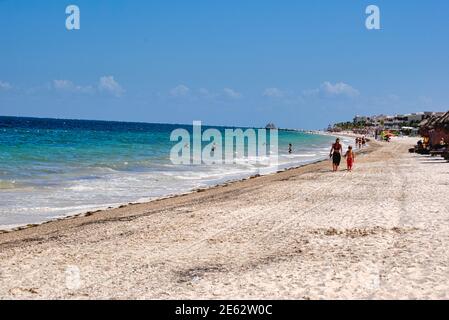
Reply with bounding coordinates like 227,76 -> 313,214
1,137 -> 449,299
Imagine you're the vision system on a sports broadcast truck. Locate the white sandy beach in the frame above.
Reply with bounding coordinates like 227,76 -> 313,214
1,137 -> 449,299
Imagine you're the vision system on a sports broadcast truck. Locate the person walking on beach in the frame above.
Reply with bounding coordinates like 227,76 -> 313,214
345,146 -> 355,172
329,138 -> 342,172
288,143 -> 293,154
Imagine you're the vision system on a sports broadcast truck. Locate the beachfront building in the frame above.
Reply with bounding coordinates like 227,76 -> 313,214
353,115 -> 368,124
331,111 -> 445,136
355,112 -> 443,130
383,113 -> 424,130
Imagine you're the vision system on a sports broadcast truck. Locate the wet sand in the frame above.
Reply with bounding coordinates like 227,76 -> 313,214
1,137 -> 449,299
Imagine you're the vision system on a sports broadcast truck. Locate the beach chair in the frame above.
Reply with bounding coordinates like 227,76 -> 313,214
416,148 -> 430,155
443,152 -> 449,161
430,150 -> 447,157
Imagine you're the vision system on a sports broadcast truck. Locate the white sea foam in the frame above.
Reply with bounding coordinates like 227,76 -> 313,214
0,129 -> 337,229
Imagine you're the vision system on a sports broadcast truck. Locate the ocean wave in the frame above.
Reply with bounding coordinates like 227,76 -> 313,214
0,118 -> 338,227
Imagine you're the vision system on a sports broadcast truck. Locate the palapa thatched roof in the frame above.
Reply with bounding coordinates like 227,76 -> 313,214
434,111 -> 449,129
419,111 -> 449,135
419,112 -> 449,129
419,117 -> 432,128
420,115 -> 440,130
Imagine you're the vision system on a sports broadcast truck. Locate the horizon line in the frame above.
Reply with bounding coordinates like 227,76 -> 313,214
0,114 -> 314,132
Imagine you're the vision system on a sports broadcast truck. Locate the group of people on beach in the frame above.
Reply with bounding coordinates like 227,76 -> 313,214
329,138 -> 356,172
287,138 -> 358,172
355,136 -> 366,149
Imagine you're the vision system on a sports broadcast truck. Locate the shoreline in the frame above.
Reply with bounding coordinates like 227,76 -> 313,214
0,141 -> 376,235
9,139 -> 447,299
0,139 -> 375,237
0,132 -> 347,233
0,149 -> 343,234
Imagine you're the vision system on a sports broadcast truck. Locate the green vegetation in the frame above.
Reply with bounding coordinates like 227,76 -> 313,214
332,121 -> 369,130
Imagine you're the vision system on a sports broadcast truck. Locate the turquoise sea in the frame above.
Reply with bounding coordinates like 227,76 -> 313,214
0,116 -> 343,228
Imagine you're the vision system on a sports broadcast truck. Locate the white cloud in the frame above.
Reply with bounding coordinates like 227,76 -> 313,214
262,87 -> 284,98
53,79 -> 74,90
0,81 -> 12,91
98,76 -> 124,97
303,82 -> 359,99
320,81 -> 359,97
302,88 -> 319,97
53,79 -> 94,93
168,86 -> 243,101
198,88 -> 210,96
223,87 -> 241,99
170,84 -> 190,97
19,77 -> 124,97
167,86 -> 241,100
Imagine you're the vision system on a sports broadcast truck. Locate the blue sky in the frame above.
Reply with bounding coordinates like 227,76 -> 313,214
1,0 -> 449,129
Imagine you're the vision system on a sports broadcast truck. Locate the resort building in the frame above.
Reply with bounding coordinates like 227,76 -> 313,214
353,112 -> 444,131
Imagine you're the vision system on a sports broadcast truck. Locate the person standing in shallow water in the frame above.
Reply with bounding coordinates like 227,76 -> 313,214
329,138 -> 342,172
